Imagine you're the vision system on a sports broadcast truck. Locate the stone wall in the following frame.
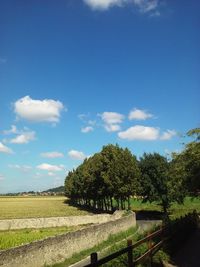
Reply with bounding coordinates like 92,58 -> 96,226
0,212 -> 136,267
0,211 -> 124,231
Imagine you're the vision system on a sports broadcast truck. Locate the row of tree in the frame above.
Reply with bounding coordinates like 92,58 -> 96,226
65,128 -> 200,215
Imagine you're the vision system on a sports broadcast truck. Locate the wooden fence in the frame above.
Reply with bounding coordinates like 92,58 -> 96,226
84,227 -> 167,267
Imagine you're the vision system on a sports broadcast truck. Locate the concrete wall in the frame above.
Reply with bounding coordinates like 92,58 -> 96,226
0,212 -> 136,267
0,211 -> 124,231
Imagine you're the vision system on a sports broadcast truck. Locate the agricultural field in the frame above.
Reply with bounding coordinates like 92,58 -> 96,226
0,196 -> 91,219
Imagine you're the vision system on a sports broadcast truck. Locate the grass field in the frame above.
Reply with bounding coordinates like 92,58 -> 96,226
0,226 -> 82,250
0,196 -> 91,219
130,197 -> 200,219
0,196 -> 199,220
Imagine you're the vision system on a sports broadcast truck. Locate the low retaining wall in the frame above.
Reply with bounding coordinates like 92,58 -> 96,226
0,211 -> 124,231
0,212 -> 136,267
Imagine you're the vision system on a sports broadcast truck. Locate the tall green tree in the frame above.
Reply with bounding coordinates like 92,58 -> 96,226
65,144 -> 140,211
139,153 -> 170,214
170,127 -> 200,196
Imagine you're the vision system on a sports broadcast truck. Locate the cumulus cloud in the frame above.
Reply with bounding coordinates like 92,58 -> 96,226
83,0 -> 159,13
100,111 -> 124,132
14,96 -> 64,123
129,108 -> 153,120
118,125 -> 159,140
160,130 -> 176,140
68,150 -> 87,160
0,142 -> 13,154
3,125 -> 18,135
81,126 -> 94,133
36,163 -> 64,172
104,124 -> 121,132
101,112 -> 124,124
40,152 -> 64,158
10,131 -> 35,144
84,0 -> 122,10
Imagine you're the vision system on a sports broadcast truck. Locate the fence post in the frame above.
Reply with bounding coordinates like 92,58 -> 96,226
147,231 -> 152,267
91,252 -> 98,267
127,239 -> 134,267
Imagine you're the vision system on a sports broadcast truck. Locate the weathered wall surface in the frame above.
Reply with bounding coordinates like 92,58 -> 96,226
0,211 -> 124,231
0,212 -> 136,267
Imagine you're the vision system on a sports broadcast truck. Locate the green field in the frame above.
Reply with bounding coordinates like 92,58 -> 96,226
0,226 -> 82,250
130,197 -> 200,218
0,196 -> 91,219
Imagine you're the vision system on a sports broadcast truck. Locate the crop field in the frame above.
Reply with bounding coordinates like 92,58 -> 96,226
0,196 -> 91,219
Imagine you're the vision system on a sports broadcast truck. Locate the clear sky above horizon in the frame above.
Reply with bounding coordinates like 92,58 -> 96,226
0,0 -> 199,193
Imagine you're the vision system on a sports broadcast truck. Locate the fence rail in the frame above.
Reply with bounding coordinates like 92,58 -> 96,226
84,227 -> 167,267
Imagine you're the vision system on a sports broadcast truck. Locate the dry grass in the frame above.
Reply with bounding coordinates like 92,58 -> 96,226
0,196 -> 91,219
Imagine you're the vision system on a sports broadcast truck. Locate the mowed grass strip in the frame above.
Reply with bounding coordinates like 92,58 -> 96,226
0,226 -> 82,250
0,196 -> 91,219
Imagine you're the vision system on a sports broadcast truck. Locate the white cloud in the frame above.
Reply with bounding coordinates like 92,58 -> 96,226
14,96 -> 64,123
104,124 -> 121,132
134,0 -> 158,13
100,112 -> 124,132
36,163 -> 64,172
3,125 -> 18,135
129,108 -> 153,120
81,126 -> 94,133
88,120 -> 96,126
101,112 -> 124,124
84,0 -> 123,10
40,151 -> 64,158
68,150 -> 87,160
48,172 -> 56,177
160,130 -> 176,140
8,164 -> 32,172
84,0 -> 159,13
118,125 -> 159,140
0,142 -> 13,154
10,131 -> 35,144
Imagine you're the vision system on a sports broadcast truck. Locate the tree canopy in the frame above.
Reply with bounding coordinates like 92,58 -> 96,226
65,144 -> 140,211
64,128 -> 200,215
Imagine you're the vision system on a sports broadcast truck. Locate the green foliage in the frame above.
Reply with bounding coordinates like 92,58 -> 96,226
170,127 -> 200,195
139,153 -> 172,214
65,144 -> 140,211
65,127 -> 200,216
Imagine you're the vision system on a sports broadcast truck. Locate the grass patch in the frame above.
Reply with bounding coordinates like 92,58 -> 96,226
47,227 -> 138,267
0,196 -> 91,219
130,196 -> 200,219
0,226 -> 82,250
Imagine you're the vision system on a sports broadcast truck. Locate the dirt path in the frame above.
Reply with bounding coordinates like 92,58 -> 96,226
170,228 -> 200,267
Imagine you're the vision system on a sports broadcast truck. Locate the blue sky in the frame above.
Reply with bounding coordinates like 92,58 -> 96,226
0,0 -> 199,193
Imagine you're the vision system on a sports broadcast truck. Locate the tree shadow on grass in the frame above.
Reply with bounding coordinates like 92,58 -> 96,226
135,210 -> 164,220
63,199 -> 113,214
